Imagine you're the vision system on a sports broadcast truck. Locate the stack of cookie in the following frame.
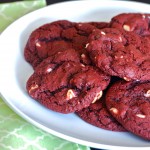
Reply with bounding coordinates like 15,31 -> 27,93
24,13 -> 150,140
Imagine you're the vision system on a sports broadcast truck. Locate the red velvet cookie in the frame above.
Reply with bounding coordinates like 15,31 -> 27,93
110,13 -> 150,36
26,49 -> 110,114
86,28 -> 150,81
90,22 -> 109,29
106,81 -> 150,140
77,95 -> 125,131
24,20 -> 108,68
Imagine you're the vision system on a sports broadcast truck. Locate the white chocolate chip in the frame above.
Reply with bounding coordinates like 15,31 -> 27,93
92,91 -> 103,103
123,77 -> 130,81
110,107 -> 118,114
80,63 -> 85,67
85,43 -> 89,48
92,98 -> 97,104
144,90 -> 150,97
115,55 -> 123,59
46,68 -> 53,73
35,42 -> 41,47
136,114 -> 146,118
119,36 -> 123,42
123,25 -> 130,31
96,91 -> 103,99
66,89 -> 76,100
81,54 -> 86,58
78,23 -> 82,27
29,84 -> 38,93
142,14 -> 146,19
100,31 -> 106,35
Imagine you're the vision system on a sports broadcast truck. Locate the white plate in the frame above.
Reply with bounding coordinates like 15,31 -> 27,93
0,1 -> 150,149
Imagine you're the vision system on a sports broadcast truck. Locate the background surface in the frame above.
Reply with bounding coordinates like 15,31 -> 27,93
0,0 -> 150,4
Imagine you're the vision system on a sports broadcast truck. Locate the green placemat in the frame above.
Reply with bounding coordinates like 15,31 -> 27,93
0,98 -> 90,150
0,1 -> 90,150
0,0 -> 46,32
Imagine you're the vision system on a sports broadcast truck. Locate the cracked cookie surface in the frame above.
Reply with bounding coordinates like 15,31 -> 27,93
110,13 -> 150,36
24,20 -> 108,68
86,28 -> 150,81
26,49 -> 110,113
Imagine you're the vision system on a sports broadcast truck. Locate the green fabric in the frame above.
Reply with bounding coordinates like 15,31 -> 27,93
0,98 -> 90,150
0,0 -> 46,32
0,1 -> 90,150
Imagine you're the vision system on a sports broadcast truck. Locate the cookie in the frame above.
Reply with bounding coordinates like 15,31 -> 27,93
26,49 -> 110,114
106,81 -> 150,140
24,20 -> 108,68
110,13 -> 150,36
90,22 -> 109,29
86,28 -> 150,81
77,95 -> 125,131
